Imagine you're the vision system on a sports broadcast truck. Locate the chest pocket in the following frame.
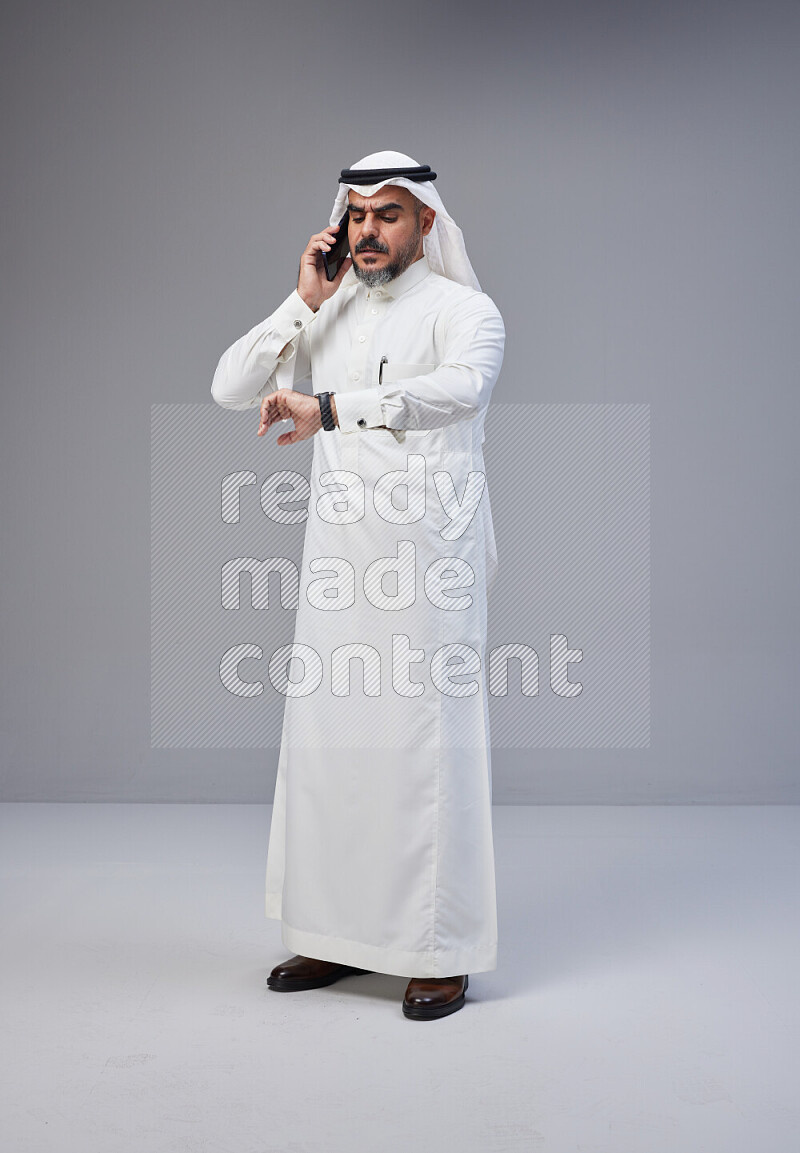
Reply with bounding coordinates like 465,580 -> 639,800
379,363 -> 436,438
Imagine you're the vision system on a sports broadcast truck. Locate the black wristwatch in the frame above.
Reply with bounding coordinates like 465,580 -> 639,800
314,391 -> 336,431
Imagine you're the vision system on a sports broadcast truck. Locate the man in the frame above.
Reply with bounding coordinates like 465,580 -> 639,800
211,151 -> 504,1020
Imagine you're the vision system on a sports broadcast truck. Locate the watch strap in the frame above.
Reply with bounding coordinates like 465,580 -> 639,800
314,391 -> 336,432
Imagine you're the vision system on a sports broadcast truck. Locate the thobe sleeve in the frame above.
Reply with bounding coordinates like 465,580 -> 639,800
210,290 -> 316,410
333,292 -> 505,434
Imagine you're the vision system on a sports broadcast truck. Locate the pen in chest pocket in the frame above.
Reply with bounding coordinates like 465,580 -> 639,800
379,355 -> 388,386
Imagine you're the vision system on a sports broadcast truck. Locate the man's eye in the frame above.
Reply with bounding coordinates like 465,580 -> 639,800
381,216 -> 397,223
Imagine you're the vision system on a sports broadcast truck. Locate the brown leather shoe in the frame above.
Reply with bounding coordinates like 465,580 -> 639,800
266,954 -> 373,991
402,974 -> 469,1020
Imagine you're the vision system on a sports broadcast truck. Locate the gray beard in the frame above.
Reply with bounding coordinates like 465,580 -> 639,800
353,262 -> 396,288
353,222 -> 422,288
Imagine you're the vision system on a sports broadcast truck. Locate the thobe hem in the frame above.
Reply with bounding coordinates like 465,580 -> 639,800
265,897 -> 497,978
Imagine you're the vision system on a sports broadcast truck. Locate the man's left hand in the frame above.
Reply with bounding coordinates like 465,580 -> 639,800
258,391 -> 323,445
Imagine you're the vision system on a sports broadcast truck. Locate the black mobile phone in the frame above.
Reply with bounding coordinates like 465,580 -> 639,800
322,210 -> 351,281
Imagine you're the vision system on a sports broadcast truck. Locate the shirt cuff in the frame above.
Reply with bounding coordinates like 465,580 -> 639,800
271,291 -> 318,361
333,387 -> 387,433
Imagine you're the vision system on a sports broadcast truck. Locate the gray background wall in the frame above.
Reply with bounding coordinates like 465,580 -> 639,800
1,0 -> 797,802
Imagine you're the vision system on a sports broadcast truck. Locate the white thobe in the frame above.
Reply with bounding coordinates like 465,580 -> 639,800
211,255 -> 505,977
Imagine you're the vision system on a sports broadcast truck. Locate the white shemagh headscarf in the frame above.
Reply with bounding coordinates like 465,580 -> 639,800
330,150 -> 481,292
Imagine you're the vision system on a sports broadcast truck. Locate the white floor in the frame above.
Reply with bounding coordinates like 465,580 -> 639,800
1,803 -> 798,1153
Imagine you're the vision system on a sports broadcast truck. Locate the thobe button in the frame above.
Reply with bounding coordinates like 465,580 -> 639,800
357,418 -> 367,427
358,335 -> 366,343
375,291 -> 384,298
371,308 -> 378,315
293,319 -> 303,329
352,372 -> 361,381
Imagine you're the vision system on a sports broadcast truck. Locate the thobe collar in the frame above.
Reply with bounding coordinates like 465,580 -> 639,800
360,255 -> 432,303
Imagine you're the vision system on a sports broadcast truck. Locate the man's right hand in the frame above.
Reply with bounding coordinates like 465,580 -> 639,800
297,225 -> 353,312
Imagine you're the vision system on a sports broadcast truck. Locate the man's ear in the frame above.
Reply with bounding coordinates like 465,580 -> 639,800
421,207 -> 436,237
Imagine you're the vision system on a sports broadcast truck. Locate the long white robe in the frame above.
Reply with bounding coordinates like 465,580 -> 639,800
212,256 -> 505,977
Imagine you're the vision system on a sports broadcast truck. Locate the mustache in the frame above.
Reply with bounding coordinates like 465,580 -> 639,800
355,239 -> 390,254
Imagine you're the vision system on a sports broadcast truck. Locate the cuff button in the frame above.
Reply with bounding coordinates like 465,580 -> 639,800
357,418 -> 367,428
293,319 -> 303,329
